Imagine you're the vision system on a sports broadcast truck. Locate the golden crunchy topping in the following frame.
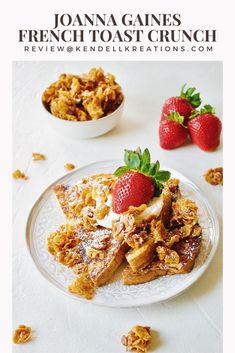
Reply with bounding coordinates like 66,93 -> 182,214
91,232 -> 111,250
12,169 -> 28,180
54,174 -> 117,230
121,325 -> 151,353
157,246 -> 180,265
64,163 -> 76,171
125,227 -> 149,249
86,247 -> 105,260
113,213 -> 136,241
32,153 -> 46,161
165,230 -> 181,247
191,224 -> 202,237
125,204 -> 147,215
12,325 -> 32,344
95,204 -> 110,220
165,178 -> 181,200
42,68 -> 124,121
171,199 -> 198,226
151,219 -> 167,243
180,224 -> 202,238
68,273 -> 96,300
179,224 -> 193,238
47,224 -> 81,267
204,167 -> 223,185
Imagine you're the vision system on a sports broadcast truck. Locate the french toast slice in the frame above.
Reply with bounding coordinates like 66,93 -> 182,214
122,236 -> 202,285
53,173 -> 117,223
47,224 -> 128,287
160,178 -> 181,225
125,237 -> 156,272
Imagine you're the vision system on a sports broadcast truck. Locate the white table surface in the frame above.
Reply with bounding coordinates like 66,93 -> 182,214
13,61 -> 222,353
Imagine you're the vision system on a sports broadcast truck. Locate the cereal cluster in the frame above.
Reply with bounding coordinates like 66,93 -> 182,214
42,68 -> 124,121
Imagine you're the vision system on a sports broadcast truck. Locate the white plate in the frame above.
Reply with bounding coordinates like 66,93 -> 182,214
26,160 -> 219,307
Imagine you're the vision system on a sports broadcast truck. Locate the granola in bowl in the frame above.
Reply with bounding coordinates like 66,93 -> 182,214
46,148 -> 203,300
42,67 -> 124,122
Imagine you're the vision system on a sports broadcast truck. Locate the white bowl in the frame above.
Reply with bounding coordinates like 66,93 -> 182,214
41,98 -> 124,139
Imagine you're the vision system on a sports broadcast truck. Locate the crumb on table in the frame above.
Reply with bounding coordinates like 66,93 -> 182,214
121,325 -> 152,352
12,169 -> 28,180
204,167 -> 223,185
64,163 -> 76,171
32,153 -> 46,161
12,324 -> 32,344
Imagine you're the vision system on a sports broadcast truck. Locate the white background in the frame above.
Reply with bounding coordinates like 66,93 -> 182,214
2,0 -> 234,352
12,61 -> 222,353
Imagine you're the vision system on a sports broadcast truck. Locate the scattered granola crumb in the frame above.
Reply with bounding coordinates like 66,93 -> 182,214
32,153 -> 46,161
64,163 -> 76,171
12,324 -> 32,344
204,167 -> 223,185
12,169 -> 28,180
121,325 -> 151,352
68,273 -> 96,300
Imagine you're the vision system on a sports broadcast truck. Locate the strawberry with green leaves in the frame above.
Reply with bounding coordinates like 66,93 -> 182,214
161,84 -> 202,124
159,112 -> 188,150
112,148 -> 171,213
188,105 -> 222,151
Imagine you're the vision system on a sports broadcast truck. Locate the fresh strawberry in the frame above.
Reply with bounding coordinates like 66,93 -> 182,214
159,112 -> 188,150
161,84 -> 202,124
113,148 -> 171,213
112,171 -> 154,213
188,105 -> 222,151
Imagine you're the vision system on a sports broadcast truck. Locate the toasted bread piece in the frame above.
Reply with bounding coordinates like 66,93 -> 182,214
53,173 -> 117,224
125,237 -> 156,272
159,179 -> 181,225
160,188 -> 172,225
122,261 -> 167,285
88,242 -> 129,286
122,236 -> 201,285
47,224 -> 128,287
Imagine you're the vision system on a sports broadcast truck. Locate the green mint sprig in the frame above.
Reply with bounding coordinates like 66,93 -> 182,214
114,148 -> 171,196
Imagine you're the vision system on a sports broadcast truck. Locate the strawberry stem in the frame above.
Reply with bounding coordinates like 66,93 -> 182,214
189,104 -> 216,118
166,111 -> 187,127
114,148 -> 171,196
180,84 -> 202,108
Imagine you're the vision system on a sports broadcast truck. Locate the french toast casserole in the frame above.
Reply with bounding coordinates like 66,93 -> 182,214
47,164 -> 202,300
